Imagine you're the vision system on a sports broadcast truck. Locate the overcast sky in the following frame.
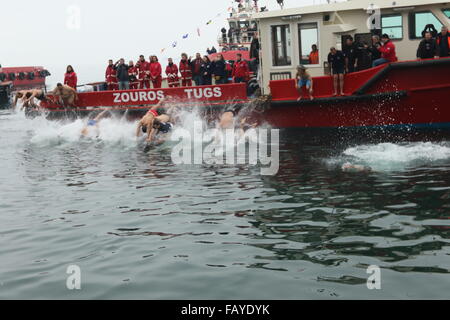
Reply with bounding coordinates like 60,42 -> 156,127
1,0 -> 333,87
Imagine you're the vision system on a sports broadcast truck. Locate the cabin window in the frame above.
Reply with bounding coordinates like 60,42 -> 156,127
443,9 -> 450,18
298,23 -> 319,65
409,11 -> 443,39
271,25 -> 292,66
381,14 -> 403,39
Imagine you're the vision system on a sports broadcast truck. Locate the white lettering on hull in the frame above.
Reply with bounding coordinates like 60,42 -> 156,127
112,88 -> 222,104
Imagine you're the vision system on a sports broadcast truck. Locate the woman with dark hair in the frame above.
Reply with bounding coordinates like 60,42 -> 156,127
149,55 -> 162,88
211,54 -> 227,84
64,65 -> 78,89
201,56 -> 212,85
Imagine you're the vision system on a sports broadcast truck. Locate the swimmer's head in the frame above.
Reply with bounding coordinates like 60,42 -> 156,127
153,119 -> 162,129
342,162 -> 372,172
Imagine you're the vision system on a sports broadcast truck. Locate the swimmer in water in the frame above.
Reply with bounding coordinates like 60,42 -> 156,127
81,110 -> 111,137
136,97 -> 172,142
147,119 -> 174,145
238,117 -> 258,137
13,89 -> 47,110
48,83 -> 78,108
342,162 -> 372,172
218,104 -> 243,129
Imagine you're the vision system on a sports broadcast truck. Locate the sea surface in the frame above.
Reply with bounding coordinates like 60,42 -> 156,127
0,108 -> 449,300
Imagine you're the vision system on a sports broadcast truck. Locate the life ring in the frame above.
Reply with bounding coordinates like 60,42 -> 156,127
8,73 -> 16,81
0,73 -> 6,82
18,72 -> 26,80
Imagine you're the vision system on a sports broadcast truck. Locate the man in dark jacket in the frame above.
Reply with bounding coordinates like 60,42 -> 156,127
356,42 -> 373,71
417,32 -> 438,59
250,32 -> 260,60
221,27 -> 227,43
369,35 -> 382,63
436,26 -> 450,57
115,58 -> 130,90
343,36 -> 358,73
228,27 -> 234,43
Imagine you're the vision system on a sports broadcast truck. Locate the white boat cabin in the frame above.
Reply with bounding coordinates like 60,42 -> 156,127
253,0 -> 450,94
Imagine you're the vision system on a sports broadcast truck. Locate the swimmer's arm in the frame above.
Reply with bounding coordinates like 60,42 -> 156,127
150,97 -> 166,111
147,128 -> 157,142
95,110 -> 109,121
67,87 -> 78,100
27,91 -> 38,102
12,94 -> 20,107
136,121 -> 143,137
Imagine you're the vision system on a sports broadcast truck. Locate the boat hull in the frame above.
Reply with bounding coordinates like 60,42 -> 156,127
38,59 -> 450,137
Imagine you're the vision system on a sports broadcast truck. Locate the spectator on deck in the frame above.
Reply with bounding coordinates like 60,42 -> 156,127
232,53 -> 250,84
234,27 -> 241,44
369,35 -> 382,63
136,55 -> 150,89
309,44 -> 319,64
128,61 -> 139,90
221,27 -> 227,43
210,46 -> 217,54
64,65 -> 78,90
356,42 -> 373,71
417,32 -> 438,60
115,58 -> 130,90
149,56 -> 162,89
250,32 -> 260,61
328,47 -> 345,96
373,34 -> 398,67
436,26 -> 450,57
166,58 -> 180,88
201,56 -> 212,86
192,53 -> 204,86
228,27 -> 234,44
179,53 -> 193,87
105,59 -> 118,90
211,54 -> 227,84
344,36 -> 358,73
295,65 -> 314,101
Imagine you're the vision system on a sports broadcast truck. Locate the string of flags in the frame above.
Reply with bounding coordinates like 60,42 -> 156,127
159,1 -> 236,55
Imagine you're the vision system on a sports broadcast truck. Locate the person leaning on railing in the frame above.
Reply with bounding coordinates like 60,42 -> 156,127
436,26 -> 450,58
416,32 -> 438,60
372,34 -> 398,67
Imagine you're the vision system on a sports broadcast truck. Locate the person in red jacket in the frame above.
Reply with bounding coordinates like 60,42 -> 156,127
166,58 -> 180,87
372,34 -> 398,67
232,53 -> 250,83
64,65 -> 78,89
136,55 -> 150,89
149,55 -> 162,89
128,61 -> 139,90
105,59 -> 118,90
179,53 -> 193,87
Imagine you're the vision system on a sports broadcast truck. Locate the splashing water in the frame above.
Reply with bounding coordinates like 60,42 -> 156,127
330,142 -> 450,172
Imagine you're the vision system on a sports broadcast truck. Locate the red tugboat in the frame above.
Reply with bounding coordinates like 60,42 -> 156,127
0,65 -> 50,106
39,0 -> 450,135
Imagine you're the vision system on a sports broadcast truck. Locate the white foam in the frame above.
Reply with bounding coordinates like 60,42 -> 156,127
340,142 -> 450,171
